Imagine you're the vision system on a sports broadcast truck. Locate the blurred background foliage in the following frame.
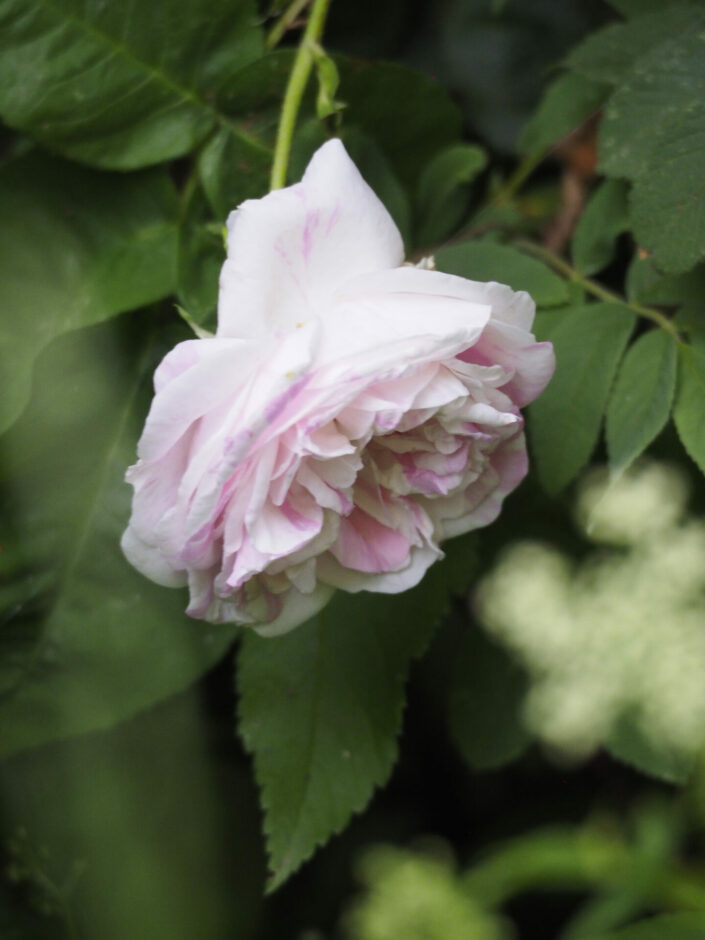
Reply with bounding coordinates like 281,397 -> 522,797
2,0 -> 705,936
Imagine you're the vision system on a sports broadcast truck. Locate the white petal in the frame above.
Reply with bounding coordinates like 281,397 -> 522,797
318,544 -> 441,594
136,337 -> 253,464
121,526 -> 187,588
217,138 -> 404,340
252,583 -> 336,637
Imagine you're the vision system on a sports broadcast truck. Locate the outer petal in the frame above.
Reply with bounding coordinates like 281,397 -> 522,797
135,337 -> 255,464
340,269 -> 554,407
317,543 -> 441,594
120,526 -> 187,588
316,270 -> 493,375
252,583 -> 336,637
217,138 -> 405,340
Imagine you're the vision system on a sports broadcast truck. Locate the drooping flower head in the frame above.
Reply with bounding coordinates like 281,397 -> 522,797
122,140 -> 554,635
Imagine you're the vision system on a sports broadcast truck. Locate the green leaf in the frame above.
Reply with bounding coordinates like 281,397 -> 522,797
435,241 -> 569,308
528,303 -> 636,493
568,7 -> 696,88
197,52 -> 298,218
336,58 -> 462,188
176,186 -> 224,331
606,711 -> 693,785
629,116 -> 705,273
573,179 -> 630,276
596,914 -> 705,940
0,151 -> 178,435
626,256 -> 705,307
311,45 -> 345,120
573,7 -> 705,273
447,623 -> 530,772
198,128 -> 273,221
1,692 -> 265,938
237,561 -> 454,891
0,0 -> 263,169
673,335 -> 705,475
0,317 -> 238,756
606,330 -> 678,473
598,12 -> 705,161
414,144 -> 487,248
518,71 -> 608,156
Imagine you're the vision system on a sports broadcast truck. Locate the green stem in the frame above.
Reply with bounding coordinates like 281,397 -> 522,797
492,149 -> 546,208
266,0 -> 313,49
515,239 -> 683,343
269,0 -> 332,191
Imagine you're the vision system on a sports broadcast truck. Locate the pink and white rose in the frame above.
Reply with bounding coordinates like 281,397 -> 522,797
122,139 -> 554,635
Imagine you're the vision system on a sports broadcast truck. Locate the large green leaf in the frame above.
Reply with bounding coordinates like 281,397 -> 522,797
0,151 -> 178,434
237,560 -> 456,891
0,317 -> 238,756
596,9 -> 705,178
568,6 -> 698,88
1,691 -> 265,939
673,335 -> 705,475
0,0 -> 263,169
528,303 -> 635,493
606,329 -> 678,473
435,241 -> 569,308
629,116 -> 705,274
569,6 -> 705,273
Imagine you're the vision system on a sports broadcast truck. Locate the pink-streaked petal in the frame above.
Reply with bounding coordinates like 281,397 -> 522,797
137,337 -> 253,463
217,139 -> 404,341
432,433 -> 529,539
461,323 -> 555,407
318,543 -> 440,594
250,497 -> 323,557
330,508 -> 411,573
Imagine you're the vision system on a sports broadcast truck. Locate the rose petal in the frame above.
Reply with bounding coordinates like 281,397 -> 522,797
217,139 -> 404,341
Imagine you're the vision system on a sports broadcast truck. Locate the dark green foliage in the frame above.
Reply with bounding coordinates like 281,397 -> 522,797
529,304 -> 635,493
1,1 -> 705,933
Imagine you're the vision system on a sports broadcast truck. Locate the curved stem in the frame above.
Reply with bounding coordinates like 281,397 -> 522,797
491,149 -> 547,208
515,239 -> 683,343
266,0 -> 313,50
269,0 -> 332,191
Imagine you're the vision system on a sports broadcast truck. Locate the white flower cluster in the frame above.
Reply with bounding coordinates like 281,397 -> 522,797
478,462 -> 705,758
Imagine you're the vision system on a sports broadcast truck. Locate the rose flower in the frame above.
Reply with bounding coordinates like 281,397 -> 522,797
122,140 -> 554,635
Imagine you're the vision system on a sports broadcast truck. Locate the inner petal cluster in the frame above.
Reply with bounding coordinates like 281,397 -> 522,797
189,356 -> 523,625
